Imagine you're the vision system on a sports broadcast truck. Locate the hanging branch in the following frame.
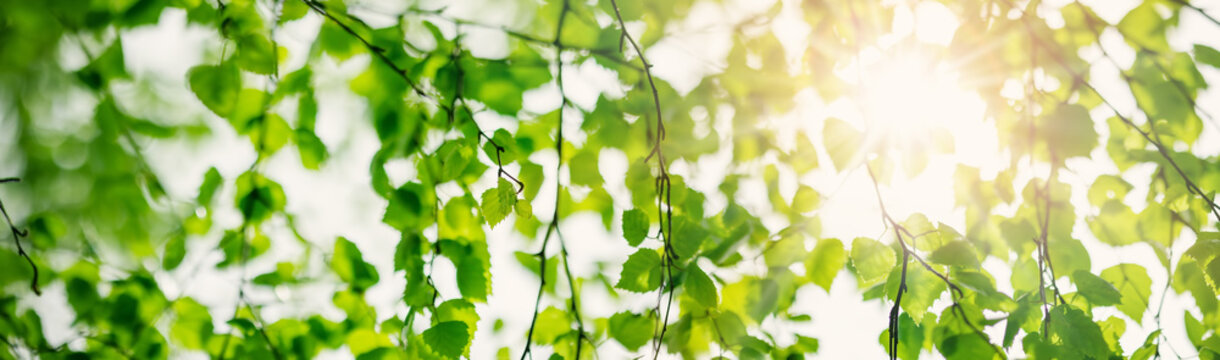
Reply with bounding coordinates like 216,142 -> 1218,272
299,0 -> 524,192
0,178 -> 39,296
864,165 -> 1006,359
1005,0 -> 1220,225
550,2 -> 589,356
1032,156 -> 1067,337
604,1 -> 676,358
520,1 -> 589,358
400,7 -> 645,73
217,5 -> 288,356
1168,0 -> 1220,27
1074,7 -> 1219,133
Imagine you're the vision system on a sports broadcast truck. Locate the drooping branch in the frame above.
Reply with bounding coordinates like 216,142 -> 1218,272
400,7 -> 646,73
605,1 -> 677,358
520,1 -> 589,357
1169,0 -> 1220,28
865,165 -> 1006,359
300,0 -> 524,192
0,178 -> 39,296
1006,0 -> 1220,225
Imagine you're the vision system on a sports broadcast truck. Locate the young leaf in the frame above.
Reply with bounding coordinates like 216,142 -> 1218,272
685,265 -> 718,308
1072,270 -> 1122,306
480,178 -> 517,227
807,238 -> 846,291
928,240 -> 980,268
330,237 -> 379,292
621,209 -> 649,247
1100,264 -> 1152,324
187,62 -> 241,118
616,249 -> 662,292
851,237 -> 895,284
422,321 -> 469,359
608,311 -> 653,351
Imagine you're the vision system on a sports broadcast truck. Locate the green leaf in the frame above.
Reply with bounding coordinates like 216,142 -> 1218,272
75,38 -> 129,90
1130,329 -> 1161,360
187,62 -> 241,118
928,240 -> 980,268
807,238 -> 846,292
436,299 -> 479,355
569,147 -> 603,186
1196,44 -> 1220,69
234,171 -> 286,224
532,306 -> 569,344
480,178 -> 517,227
162,233 -> 186,270
235,34 -> 278,75
823,117 -> 862,171
296,129 -> 329,170
608,312 -> 653,351
670,216 -> 707,260
791,185 -> 820,213
851,237 -> 896,285
170,297 -> 213,350
616,248 -> 662,292
1042,104 -> 1097,159
1087,199 -> 1141,246
1100,264 -> 1152,324
889,265 -> 946,321
685,265 -> 718,308
1049,305 -> 1113,359
330,237 -> 380,292
1118,2 -> 1170,53
422,321 -> 469,359
196,167 -> 224,205
1086,175 -> 1131,207
1072,270 -> 1122,306
621,209 -> 649,247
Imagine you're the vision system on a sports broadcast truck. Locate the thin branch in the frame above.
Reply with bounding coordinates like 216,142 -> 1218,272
303,0 -> 525,193
865,165 -> 1007,359
604,1 -> 675,358
401,7 -> 646,73
1006,0 -> 1220,225
520,1 -> 588,357
1169,0 -> 1220,27
0,178 -> 39,295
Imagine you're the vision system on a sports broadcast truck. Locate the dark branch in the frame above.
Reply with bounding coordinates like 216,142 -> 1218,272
0,178 -> 39,296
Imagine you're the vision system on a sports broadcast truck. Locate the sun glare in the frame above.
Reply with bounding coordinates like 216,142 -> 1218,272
862,55 -> 971,133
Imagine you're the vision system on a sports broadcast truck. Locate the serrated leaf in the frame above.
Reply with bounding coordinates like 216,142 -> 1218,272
928,240 -> 979,268
1072,270 -> 1122,306
685,265 -> 718,308
807,238 -> 846,291
851,237 -> 896,285
616,249 -> 662,292
1100,264 -> 1151,324
622,209 -> 648,247
609,312 -> 653,351
480,178 -> 517,227
422,321 -> 469,359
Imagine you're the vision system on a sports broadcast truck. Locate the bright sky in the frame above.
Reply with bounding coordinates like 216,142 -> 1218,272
17,0 -> 1220,359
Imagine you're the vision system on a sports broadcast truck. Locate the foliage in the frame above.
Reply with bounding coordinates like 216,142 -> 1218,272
1,0 -> 1219,359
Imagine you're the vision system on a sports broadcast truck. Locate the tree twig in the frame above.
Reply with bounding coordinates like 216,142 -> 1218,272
0,178 -> 39,296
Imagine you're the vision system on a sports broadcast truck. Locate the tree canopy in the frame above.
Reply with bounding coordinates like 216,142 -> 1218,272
1,0 -> 1220,359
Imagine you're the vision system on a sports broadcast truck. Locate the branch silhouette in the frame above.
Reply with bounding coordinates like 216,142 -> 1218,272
0,178 -> 39,296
